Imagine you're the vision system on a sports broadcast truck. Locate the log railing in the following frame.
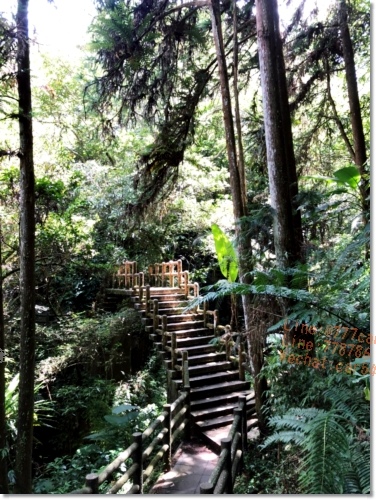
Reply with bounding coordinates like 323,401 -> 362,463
70,378 -> 191,495
199,396 -> 248,494
110,260 -> 199,298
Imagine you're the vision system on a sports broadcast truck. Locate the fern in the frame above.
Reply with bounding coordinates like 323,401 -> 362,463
262,378 -> 370,494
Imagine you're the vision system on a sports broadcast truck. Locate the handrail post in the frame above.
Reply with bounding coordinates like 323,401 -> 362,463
85,473 -> 99,493
182,350 -> 191,441
239,342 -> 245,381
184,271 -> 189,297
183,383 -> 191,441
163,404 -> 172,471
132,432 -> 143,494
226,338 -> 232,361
214,310 -> 218,334
238,395 -> 247,452
177,259 -> 182,288
221,437 -> 233,494
145,285 -> 151,314
203,301 -> 207,327
162,315 -> 168,349
171,332 -> 177,370
153,299 -> 159,333
233,407 -> 244,472
200,482 -> 214,494
139,285 -> 143,304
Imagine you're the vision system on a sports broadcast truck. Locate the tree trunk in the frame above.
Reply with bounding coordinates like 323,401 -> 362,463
339,0 -> 369,223
14,0 -> 36,493
209,0 -> 267,433
0,220 -> 8,493
255,0 -> 302,269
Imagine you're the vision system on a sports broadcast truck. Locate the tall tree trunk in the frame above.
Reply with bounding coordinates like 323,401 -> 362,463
209,0 -> 267,433
255,0 -> 303,269
232,0 -> 247,210
0,219 -> 8,493
14,0 -> 36,493
272,0 -> 304,263
339,0 -> 369,223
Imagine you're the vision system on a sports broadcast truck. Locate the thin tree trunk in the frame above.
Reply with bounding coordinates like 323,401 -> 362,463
339,0 -> 369,222
0,219 -> 8,493
14,0 -> 36,493
232,0 -> 247,210
209,0 -> 267,433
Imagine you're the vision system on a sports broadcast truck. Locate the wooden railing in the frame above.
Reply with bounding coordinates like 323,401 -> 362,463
110,259 -> 200,297
111,261 -> 145,289
70,365 -> 191,494
199,396 -> 248,494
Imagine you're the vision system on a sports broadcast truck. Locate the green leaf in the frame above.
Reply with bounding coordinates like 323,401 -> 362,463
211,224 -> 238,282
333,166 -> 361,189
112,404 -> 138,414
104,412 -> 138,426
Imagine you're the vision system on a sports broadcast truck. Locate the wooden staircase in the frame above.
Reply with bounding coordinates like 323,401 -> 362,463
105,260 -> 258,454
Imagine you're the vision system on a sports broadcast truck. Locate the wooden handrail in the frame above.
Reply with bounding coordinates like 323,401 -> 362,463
199,397 -> 247,494
70,387 -> 191,495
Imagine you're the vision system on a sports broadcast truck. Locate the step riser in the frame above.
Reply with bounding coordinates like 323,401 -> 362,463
189,372 -> 238,388
172,336 -> 215,347
188,362 -> 232,375
191,380 -> 249,397
186,354 -> 226,366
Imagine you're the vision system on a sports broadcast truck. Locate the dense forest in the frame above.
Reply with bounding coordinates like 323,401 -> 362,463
0,0 -> 370,494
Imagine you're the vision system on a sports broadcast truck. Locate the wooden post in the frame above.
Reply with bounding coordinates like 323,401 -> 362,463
184,271 -> 189,297
226,339 -> 231,361
200,482 -> 214,494
183,384 -> 191,441
132,432 -> 143,494
182,351 -> 189,387
233,407 -> 244,471
85,473 -> 99,493
203,301 -> 207,327
221,437 -> 233,493
162,315 -> 168,349
214,310 -> 219,334
139,285 -> 143,305
238,395 -> 247,452
171,332 -> 177,371
162,262 -> 166,286
163,404 -> 172,471
145,285 -> 150,314
239,342 -> 245,381
153,300 -> 159,333
177,259 -> 182,288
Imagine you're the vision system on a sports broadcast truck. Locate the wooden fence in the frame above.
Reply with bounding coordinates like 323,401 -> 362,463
70,374 -> 191,494
111,259 -> 200,295
200,396 -> 248,494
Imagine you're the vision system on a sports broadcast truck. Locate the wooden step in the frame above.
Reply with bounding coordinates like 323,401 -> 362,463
184,352 -> 226,366
191,391 -> 254,412
173,335 -> 215,347
191,402 -> 241,421
194,413 -> 237,431
187,360 -> 232,375
157,320 -> 205,331
190,380 -> 249,399
188,370 -> 238,387
165,314 -> 203,323
177,344 -> 217,357
155,327 -> 209,338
